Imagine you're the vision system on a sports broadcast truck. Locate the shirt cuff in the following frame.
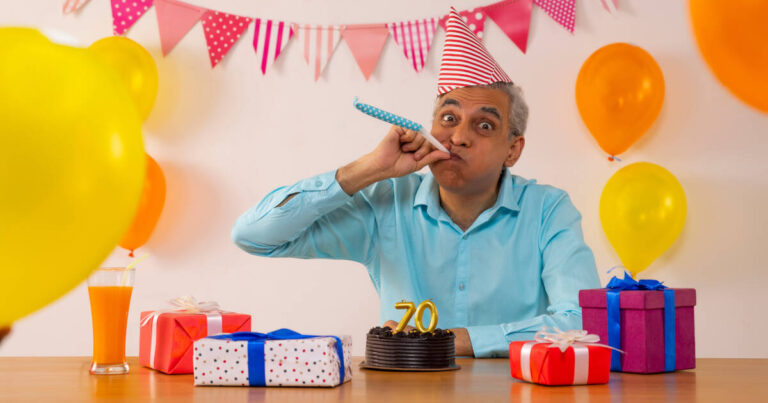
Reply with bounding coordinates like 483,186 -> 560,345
466,325 -> 510,358
287,170 -> 351,212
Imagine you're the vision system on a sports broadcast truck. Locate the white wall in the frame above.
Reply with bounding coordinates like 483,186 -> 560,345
1,0 -> 766,358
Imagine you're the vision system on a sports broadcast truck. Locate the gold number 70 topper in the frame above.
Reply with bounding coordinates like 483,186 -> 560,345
393,300 -> 438,333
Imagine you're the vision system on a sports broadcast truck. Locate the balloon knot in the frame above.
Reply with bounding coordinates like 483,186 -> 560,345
128,250 -> 135,258
608,155 -> 622,162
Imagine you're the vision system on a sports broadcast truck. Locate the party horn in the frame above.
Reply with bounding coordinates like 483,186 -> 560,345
353,97 -> 450,153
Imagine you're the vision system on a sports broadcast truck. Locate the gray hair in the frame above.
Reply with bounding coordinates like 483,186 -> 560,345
434,82 -> 529,139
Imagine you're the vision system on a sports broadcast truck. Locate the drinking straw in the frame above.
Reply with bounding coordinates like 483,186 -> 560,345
121,253 -> 148,286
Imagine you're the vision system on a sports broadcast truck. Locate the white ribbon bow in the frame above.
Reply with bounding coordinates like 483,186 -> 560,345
534,327 -> 604,353
167,296 -> 221,314
140,296 -> 222,326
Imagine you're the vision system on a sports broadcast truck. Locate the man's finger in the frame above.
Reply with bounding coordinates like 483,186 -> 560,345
416,149 -> 451,170
413,139 -> 434,161
401,136 -> 425,153
383,320 -> 398,329
399,129 -> 418,143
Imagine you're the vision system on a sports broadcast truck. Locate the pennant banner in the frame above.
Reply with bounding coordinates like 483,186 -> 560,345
63,0 -> 91,14
155,0 -> 206,56
294,25 -> 343,81
66,0 -> 585,76
388,18 -> 438,73
111,0 -> 154,36
439,9 -> 486,39
342,24 -> 390,80
201,10 -> 252,68
534,0 -> 576,33
483,0 -> 533,53
253,19 -> 294,75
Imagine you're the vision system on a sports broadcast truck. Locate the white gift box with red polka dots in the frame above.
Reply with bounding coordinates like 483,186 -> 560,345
193,331 -> 352,387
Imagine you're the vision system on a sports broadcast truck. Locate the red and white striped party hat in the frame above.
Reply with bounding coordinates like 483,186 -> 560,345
437,7 -> 512,95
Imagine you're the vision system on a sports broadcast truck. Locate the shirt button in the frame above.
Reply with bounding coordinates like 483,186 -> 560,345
458,283 -> 465,291
315,180 -> 323,187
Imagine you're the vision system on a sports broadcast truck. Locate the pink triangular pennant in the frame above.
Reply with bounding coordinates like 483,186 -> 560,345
438,8 -> 486,39
63,0 -> 91,15
387,18 -> 438,73
200,10 -> 252,68
111,0 -> 154,36
155,0 -> 206,56
483,0 -> 533,53
341,24 -> 389,80
293,24 -> 343,81
601,0 -> 618,13
533,0 -> 575,33
252,19 -> 294,75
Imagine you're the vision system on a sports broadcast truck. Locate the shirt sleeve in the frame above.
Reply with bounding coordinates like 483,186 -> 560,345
231,170 -> 380,264
466,191 -> 601,358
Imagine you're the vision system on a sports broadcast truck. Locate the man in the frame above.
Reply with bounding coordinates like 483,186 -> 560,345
232,10 -> 599,357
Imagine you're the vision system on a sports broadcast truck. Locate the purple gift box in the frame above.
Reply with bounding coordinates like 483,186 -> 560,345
579,288 -> 696,374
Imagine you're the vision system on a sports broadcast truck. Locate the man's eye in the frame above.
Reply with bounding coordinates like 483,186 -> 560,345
479,122 -> 494,130
441,114 -> 456,123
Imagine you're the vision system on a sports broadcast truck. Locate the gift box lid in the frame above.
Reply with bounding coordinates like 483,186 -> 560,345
579,288 -> 696,309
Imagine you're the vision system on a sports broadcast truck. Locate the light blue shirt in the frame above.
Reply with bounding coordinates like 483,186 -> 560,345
232,169 -> 600,357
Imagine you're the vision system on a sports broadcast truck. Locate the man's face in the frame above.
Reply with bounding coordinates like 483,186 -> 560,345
429,86 -> 524,195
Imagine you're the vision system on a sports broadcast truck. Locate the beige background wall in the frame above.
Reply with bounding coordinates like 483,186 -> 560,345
1,0 -> 766,358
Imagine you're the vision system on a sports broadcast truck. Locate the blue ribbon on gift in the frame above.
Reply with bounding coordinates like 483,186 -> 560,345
605,271 -> 676,372
208,328 -> 346,386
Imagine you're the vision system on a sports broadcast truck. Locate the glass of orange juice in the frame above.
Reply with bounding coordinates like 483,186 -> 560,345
87,267 -> 134,375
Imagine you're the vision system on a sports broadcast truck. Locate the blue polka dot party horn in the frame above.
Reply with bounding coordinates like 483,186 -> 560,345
353,97 -> 450,154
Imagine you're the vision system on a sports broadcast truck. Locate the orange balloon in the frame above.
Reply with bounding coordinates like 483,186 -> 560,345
575,43 -> 665,158
119,154 -> 166,256
689,0 -> 768,113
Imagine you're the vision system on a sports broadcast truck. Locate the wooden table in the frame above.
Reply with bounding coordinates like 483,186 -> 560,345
0,357 -> 765,402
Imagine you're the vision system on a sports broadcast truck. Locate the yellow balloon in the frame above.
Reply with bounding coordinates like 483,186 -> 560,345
600,162 -> 687,277
0,28 -> 145,327
89,36 -> 158,121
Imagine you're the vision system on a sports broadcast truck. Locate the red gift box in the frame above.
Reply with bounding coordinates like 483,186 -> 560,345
509,330 -> 612,385
139,300 -> 250,374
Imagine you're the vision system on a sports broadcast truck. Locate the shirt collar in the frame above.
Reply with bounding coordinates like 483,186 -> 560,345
414,169 -> 520,221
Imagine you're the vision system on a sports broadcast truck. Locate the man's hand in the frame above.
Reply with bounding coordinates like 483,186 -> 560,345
383,320 -> 415,333
383,321 -> 475,357
450,328 -> 474,357
370,126 -> 450,179
336,126 -> 450,195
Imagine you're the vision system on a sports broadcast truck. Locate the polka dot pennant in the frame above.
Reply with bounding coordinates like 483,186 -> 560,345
438,8 -> 486,39
111,0 -> 153,36
353,97 -> 423,132
200,10 -> 253,68
534,0 -> 576,33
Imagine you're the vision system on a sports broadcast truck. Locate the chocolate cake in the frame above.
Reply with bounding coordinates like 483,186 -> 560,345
364,326 -> 456,369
